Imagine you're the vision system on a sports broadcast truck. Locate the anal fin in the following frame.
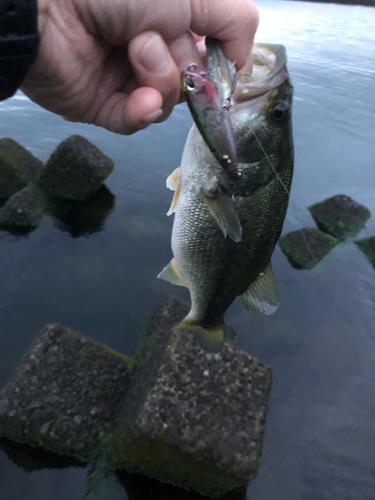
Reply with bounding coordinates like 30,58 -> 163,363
202,191 -> 242,243
240,261 -> 279,315
157,257 -> 186,287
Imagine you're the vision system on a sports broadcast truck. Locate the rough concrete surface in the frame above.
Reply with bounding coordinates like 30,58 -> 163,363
113,298 -> 272,496
309,195 -> 371,240
279,227 -> 338,269
0,138 -> 44,198
0,184 -> 46,228
0,324 -> 133,459
39,135 -> 114,200
0,298 -> 272,497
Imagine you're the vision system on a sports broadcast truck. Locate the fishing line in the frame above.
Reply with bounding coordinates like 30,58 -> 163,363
250,127 -> 319,266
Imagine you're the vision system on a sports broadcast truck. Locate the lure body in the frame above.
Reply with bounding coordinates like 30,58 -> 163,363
181,65 -> 239,183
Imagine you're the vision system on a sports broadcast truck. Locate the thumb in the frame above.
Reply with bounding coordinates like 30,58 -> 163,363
128,32 -> 181,122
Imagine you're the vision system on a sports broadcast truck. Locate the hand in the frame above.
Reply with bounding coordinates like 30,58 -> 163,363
22,0 -> 259,135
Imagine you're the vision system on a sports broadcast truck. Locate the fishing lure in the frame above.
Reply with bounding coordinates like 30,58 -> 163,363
181,63 -> 239,182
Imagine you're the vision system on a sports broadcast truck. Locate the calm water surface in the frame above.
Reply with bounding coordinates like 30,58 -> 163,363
0,1 -> 375,499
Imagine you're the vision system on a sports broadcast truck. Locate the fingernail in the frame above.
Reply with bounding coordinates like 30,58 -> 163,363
139,34 -> 169,75
143,108 -> 163,124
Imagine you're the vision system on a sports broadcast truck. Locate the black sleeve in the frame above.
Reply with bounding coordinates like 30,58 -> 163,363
0,0 -> 40,101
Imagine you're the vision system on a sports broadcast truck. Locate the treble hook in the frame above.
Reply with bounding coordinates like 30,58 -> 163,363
222,72 -> 253,112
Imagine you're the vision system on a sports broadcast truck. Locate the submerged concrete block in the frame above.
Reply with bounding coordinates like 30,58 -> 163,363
279,227 -> 338,269
0,298 -> 272,497
0,324 -> 134,459
111,298 -> 272,497
0,138 -> 44,198
0,184 -> 46,228
309,195 -> 371,240
355,236 -> 375,269
39,135 -> 114,201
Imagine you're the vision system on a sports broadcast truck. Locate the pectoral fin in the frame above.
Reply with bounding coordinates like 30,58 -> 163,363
157,257 -> 186,287
203,191 -> 242,243
166,167 -> 180,191
167,168 -> 182,216
240,262 -> 279,315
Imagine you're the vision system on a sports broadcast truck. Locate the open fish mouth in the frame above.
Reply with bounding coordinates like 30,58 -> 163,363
233,43 -> 289,102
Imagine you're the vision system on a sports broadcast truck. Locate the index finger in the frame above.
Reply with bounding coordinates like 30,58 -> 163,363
190,0 -> 259,68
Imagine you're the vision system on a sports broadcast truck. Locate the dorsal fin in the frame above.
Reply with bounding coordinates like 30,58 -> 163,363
202,191 -> 242,243
157,257 -> 186,287
240,262 -> 279,315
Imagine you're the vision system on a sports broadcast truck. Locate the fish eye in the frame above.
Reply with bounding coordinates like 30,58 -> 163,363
270,100 -> 290,124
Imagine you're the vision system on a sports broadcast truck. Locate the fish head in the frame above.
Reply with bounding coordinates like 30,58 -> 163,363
229,44 -> 294,171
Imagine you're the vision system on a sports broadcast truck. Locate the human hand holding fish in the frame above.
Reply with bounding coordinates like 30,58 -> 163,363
20,0 -> 259,135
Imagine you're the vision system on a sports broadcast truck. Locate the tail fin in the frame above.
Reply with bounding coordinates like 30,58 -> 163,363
176,320 -> 225,353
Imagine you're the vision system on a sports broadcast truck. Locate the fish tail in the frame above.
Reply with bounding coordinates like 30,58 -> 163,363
177,318 -> 225,353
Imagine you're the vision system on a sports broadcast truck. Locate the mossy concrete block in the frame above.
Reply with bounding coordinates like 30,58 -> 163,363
111,297 -> 272,497
0,324 -> 133,460
0,184 -> 46,228
279,227 -> 338,269
0,138 -> 44,198
355,236 -> 375,268
39,135 -> 114,200
308,195 -> 371,240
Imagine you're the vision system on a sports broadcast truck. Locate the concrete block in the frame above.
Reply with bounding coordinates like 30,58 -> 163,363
279,227 -> 338,269
39,135 -> 114,200
309,195 -> 371,240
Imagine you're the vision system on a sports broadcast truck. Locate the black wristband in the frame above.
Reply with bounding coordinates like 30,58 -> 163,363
0,0 -> 40,101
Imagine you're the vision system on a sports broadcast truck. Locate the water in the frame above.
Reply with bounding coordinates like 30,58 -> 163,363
0,1 -> 374,498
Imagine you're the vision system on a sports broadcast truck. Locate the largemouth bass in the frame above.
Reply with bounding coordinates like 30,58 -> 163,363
158,42 -> 294,352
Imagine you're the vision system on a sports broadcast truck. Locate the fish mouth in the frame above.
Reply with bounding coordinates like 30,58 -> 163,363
233,43 -> 289,102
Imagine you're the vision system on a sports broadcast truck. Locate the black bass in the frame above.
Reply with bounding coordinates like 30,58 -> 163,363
158,42 -> 294,352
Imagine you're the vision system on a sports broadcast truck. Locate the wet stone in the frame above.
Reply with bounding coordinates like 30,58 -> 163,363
0,298 -> 272,497
39,135 -> 114,200
309,194 -> 371,240
0,138 -> 44,198
112,297 -> 272,497
355,236 -> 375,269
279,227 -> 338,269
0,324 -> 134,460
0,184 -> 46,229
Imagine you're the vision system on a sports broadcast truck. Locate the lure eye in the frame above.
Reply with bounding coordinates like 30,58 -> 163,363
270,100 -> 290,124
186,77 -> 196,91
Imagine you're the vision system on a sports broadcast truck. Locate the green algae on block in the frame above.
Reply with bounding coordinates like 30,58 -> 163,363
355,236 -> 375,268
0,138 -> 44,198
39,135 -> 114,201
0,184 -> 46,229
279,227 -> 338,269
111,297 -> 272,498
0,298 -> 272,498
0,324 -> 133,461
308,195 -> 371,240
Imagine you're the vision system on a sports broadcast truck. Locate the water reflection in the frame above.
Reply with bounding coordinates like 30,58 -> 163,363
0,437 -> 247,500
49,185 -> 115,238
0,185 -> 115,238
0,437 -> 87,472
